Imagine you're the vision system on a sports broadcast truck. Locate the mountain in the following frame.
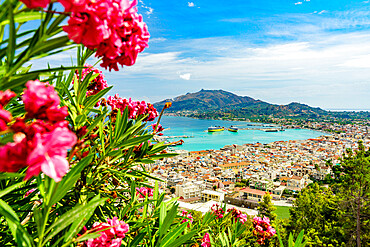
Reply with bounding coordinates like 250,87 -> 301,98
154,89 -> 261,112
154,89 -> 328,119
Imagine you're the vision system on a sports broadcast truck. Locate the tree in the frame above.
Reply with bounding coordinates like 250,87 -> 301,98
258,192 -> 277,222
338,142 -> 370,246
287,183 -> 346,246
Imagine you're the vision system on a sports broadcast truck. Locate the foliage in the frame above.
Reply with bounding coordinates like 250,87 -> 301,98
257,193 -> 277,223
276,229 -> 307,247
287,183 -> 346,246
337,141 -> 370,246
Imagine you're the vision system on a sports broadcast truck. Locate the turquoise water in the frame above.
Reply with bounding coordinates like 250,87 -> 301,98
159,116 -> 326,151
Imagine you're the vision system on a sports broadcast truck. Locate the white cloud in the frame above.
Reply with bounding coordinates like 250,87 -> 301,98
138,0 -> 154,17
294,2 -> 302,5
318,10 -> 327,14
188,2 -> 195,7
146,7 -> 153,15
150,37 -> 167,43
116,32 -> 370,108
179,73 -> 192,80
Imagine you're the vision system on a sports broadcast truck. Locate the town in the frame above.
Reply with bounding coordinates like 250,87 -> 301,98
147,122 -> 370,216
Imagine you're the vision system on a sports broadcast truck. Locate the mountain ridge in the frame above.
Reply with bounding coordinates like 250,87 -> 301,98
154,89 -> 327,118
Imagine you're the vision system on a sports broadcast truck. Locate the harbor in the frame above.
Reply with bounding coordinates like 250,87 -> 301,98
156,116 -> 325,151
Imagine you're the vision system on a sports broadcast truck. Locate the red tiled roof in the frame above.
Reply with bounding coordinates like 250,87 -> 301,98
239,187 -> 266,196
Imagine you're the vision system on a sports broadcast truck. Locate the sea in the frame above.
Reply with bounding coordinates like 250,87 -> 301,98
159,116 -> 326,151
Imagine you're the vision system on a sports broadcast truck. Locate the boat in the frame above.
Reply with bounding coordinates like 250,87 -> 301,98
264,128 -> 278,132
208,126 -> 224,132
227,126 -> 238,132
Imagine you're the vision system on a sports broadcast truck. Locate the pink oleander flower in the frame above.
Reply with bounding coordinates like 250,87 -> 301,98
23,80 -> 67,122
136,187 -> 153,198
0,107 -> 12,131
253,216 -> 262,225
107,94 -> 158,121
210,204 -> 224,219
252,216 -> 276,245
73,64 -> 108,98
151,123 -> 164,133
86,217 -> 129,247
262,216 -> 270,225
181,210 -> 193,227
201,233 -> 211,247
25,127 -> 77,182
0,136 -> 28,173
24,188 -> 36,198
0,90 -> 16,106
227,207 -> 248,224
20,0 -> 50,9
62,0 -> 149,71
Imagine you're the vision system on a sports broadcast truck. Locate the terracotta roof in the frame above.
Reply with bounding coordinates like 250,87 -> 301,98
239,187 -> 266,196
291,175 -> 303,180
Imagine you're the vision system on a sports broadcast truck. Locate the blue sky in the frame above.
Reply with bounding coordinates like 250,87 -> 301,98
42,0 -> 370,109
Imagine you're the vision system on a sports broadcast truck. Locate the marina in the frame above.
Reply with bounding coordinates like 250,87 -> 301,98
158,116 -> 326,151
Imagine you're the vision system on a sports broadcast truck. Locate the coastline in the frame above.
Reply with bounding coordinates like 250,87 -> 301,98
159,115 -> 330,152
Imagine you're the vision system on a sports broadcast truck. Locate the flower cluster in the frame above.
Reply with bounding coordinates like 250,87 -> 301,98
180,210 -> 193,228
252,216 -> 276,245
0,80 -> 76,182
62,0 -> 149,71
74,65 -> 108,97
227,207 -> 248,224
20,0 -> 49,9
136,187 -> 153,198
86,217 -> 129,247
151,123 -> 164,135
210,204 -> 224,219
107,94 -> 158,121
0,90 -> 15,132
201,233 -> 211,247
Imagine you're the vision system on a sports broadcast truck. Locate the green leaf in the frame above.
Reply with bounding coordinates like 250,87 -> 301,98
159,203 -> 178,238
0,181 -> 26,198
159,201 -> 166,226
294,230 -> 305,247
31,36 -> 70,56
49,155 -> 93,206
288,232 -> 294,247
0,173 -> 24,180
0,199 -> 34,247
6,4 -> 15,68
83,86 -> 112,110
276,228 -> 285,247
0,12 -> 42,26
128,232 -> 146,247
165,230 -> 196,247
76,232 -> 101,242
160,223 -> 187,247
42,195 -> 106,245
119,135 -> 152,150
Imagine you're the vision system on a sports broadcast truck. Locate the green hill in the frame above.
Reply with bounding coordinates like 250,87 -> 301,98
154,89 -> 329,119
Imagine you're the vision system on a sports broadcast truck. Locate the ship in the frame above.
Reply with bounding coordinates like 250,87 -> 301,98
227,126 -> 238,132
263,128 -> 279,132
208,126 -> 224,132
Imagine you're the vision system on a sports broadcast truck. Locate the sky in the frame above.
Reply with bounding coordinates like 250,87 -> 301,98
41,0 -> 370,109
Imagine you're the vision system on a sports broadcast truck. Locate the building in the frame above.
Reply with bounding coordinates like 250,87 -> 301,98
201,190 -> 225,202
175,182 -> 201,199
286,175 -> 305,191
239,187 -> 266,202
